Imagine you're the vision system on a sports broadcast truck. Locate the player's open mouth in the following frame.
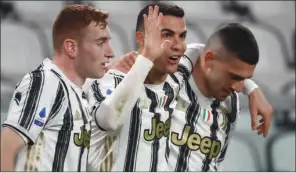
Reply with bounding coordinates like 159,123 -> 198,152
169,56 -> 180,61
168,55 -> 181,64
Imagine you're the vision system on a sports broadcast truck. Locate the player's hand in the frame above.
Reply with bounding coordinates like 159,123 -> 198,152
107,51 -> 138,73
248,88 -> 273,138
142,5 -> 171,61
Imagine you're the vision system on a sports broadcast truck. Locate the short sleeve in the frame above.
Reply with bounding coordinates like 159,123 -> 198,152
2,70 -> 60,145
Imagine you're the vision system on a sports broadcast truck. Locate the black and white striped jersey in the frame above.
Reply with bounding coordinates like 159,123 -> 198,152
167,71 -> 240,172
2,58 -> 92,171
85,44 -> 204,172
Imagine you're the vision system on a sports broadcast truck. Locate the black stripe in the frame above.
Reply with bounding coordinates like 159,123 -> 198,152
114,76 -> 123,88
162,82 -> 175,163
36,62 -> 44,71
201,99 -> 220,172
28,70 -> 46,130
51,70 -> 74,172
175,79 -> 200,172
113,77 -> 118,88
145,88 -> 160,172
91,80 -> 105,105
216,92 -> 238,163
183,55 -> 194,73
169,74 -> 181,96
19,70 -> 45,129
52,108 -> 73,171
18,73 -> 33,123
109,72 -> 124,79
47,82 -> 65,122
177,64 -> 191,80
123,99 -> 142,171
90,80 -> 106,130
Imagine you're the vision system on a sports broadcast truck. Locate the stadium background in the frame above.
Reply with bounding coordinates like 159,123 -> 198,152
0,1 -> 295,171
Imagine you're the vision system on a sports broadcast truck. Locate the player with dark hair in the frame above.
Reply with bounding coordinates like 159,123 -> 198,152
86,3 -> 197,171
167,23 -> 271,171
86,2 -> 272,172
1,4 -> 113,171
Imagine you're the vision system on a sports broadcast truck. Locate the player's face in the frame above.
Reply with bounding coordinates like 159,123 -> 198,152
204,49 -> 256,100
152,15 -> 187,74
76,22 -> 114,79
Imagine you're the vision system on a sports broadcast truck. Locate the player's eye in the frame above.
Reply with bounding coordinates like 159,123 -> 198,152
230,74 -> 244,81
162,33 -> 172,38
180,33 -> 187,40
97,41 -> 105,46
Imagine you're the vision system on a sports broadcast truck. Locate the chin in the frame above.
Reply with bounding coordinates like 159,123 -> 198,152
216,94 -> 230,101
95,71 -> 105,79
166,65 -> 179,74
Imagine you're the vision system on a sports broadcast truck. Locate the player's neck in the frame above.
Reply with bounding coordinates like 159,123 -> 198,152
145,68 -> 168,85
192,60 -> 212,98
52,54 -> 85,88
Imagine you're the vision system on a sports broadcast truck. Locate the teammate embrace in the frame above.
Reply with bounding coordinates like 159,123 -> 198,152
1,2 -> 272,172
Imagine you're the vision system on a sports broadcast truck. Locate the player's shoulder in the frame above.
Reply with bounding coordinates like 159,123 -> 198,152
16,65 -> 61,91
183,43 -> 205,64
186,43 -> 205,49
185,43 -> 205,55
83,69 -> 126,92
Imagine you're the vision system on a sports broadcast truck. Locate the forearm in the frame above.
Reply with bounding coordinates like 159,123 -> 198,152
95,55 -> 153,131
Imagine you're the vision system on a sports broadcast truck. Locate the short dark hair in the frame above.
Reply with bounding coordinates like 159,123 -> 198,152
136,2 -> 185,32
207,23 -> 259,65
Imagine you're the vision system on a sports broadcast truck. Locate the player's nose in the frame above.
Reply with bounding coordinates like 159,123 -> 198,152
231,81 -> 244,93
171,39 -> 186,54
105,42 -> 114,60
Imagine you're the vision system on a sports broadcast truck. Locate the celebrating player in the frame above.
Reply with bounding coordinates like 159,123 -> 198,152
166,23 -> 272,171
85,2 -> 272,172
86,4 -> 196,172
1,4 -> 113,171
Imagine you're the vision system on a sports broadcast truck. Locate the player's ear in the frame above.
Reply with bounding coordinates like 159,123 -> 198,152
204,51 -> 215,69
63,39 -> 78,59
136,31 -> 144,49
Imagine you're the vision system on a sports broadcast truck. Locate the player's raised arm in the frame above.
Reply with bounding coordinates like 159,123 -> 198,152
92,5 -> 171,132
1,72 -> 60,171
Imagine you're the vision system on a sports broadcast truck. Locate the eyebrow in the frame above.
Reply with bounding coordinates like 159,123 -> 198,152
161,28 -> 187,36
229,72 -> 252,80
95,36 -> 111,42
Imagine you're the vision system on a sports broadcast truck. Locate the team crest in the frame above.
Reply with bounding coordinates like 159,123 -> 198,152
219,106 -> 231,130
